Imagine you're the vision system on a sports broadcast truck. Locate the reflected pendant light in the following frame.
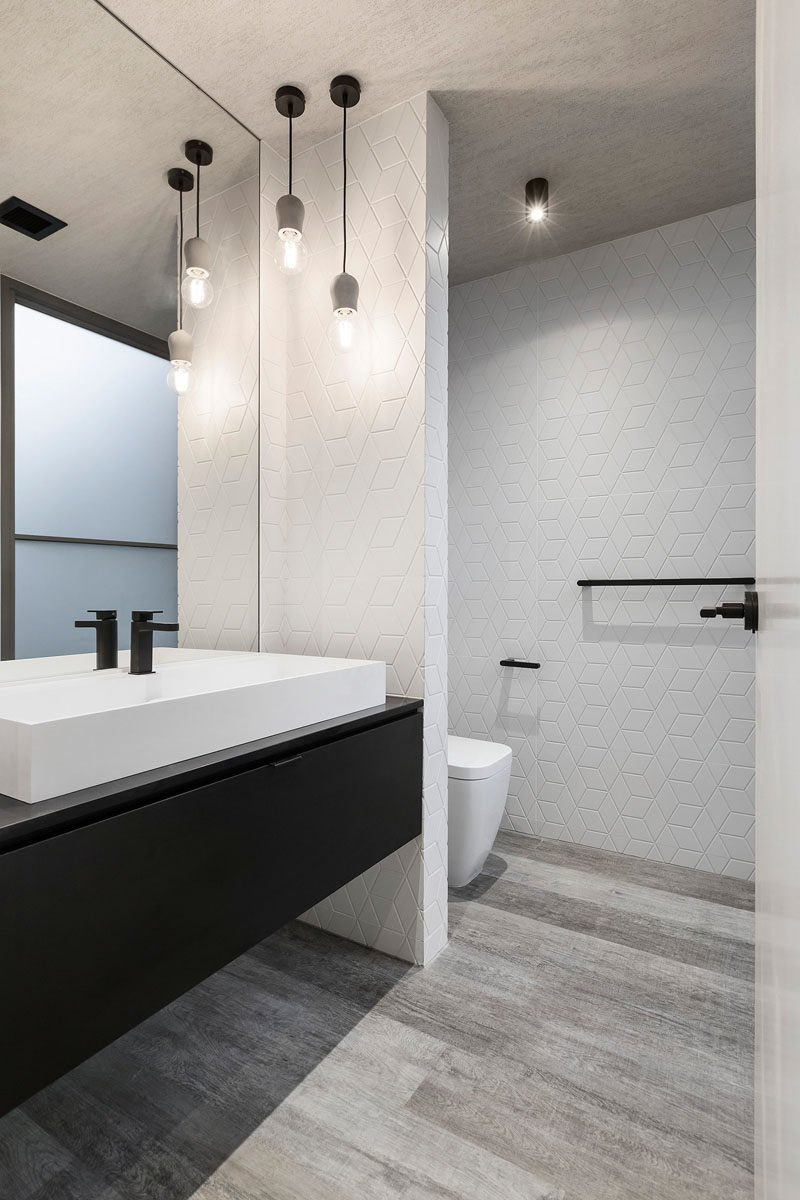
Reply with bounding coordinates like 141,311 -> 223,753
274,85 -> 308,275
525,177 -> 549,223
167,167 -> 194,395
328,75 -> 361,354
182,139 -> 214,309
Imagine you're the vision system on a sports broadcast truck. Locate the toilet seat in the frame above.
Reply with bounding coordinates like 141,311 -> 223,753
447,735 -> 512,781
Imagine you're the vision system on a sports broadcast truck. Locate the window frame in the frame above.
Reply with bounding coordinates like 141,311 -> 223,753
0,276 -> 172,659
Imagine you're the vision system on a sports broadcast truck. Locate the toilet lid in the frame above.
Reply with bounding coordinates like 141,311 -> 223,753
447,735 -> 512,780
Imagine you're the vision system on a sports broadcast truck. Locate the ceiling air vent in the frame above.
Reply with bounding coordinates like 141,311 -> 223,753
0,196 -> 67,241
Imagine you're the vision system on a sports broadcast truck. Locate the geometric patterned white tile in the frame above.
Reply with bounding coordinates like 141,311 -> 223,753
259,143 -> 289,651
420,95 -> 449,962
259,96 -> 450,962
450,201 -> 755,880
180,174 -> 260,653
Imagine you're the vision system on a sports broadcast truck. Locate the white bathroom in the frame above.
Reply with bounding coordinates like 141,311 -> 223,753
0,1 -> 798,1198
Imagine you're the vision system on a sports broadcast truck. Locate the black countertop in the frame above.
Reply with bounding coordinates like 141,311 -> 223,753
0,695 -> 422,852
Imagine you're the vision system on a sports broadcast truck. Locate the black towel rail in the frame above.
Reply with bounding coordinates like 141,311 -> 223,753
578,577 -> 755,588
500,658 -> 541,669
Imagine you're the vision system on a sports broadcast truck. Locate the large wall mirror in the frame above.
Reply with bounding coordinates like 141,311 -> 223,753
0,0 -> 259,659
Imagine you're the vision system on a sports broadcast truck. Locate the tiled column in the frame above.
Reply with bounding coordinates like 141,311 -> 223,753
259,95 -> 449,964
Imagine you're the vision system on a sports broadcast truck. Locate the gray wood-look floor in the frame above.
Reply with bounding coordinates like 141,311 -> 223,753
0,832 -> 754,1200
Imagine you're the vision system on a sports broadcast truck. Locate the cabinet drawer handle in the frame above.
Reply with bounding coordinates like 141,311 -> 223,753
270,754 -> 304,768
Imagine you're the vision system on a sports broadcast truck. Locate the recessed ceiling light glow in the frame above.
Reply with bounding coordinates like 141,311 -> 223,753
525,177 -> 549,223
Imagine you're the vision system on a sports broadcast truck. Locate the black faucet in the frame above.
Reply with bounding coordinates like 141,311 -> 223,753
75,610 -> 118,670
129,610 -> 179,675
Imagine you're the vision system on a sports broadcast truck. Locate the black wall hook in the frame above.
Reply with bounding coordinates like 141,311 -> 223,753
700,590 -> 758,632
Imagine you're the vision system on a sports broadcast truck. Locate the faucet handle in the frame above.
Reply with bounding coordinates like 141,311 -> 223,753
75,609 -> 119,670
131,610 -> 163,622
75,609 -> 116,628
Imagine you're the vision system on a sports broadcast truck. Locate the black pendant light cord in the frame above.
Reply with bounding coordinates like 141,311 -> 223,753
195,161 -> 201,237
342,101 -> 347,274
288,112 -> 293,194
178,189 -> 184,327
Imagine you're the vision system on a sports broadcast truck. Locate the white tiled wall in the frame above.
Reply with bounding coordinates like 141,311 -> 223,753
450,201 -> 755,879
258,143 -> 289,650
421,95 -> 450,962
179,174 -> 260,651
258,96 -> 449,963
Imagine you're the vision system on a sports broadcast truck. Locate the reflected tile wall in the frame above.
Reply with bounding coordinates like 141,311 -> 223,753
450,202 -> 755,879
180,174 -> 260,651
259,143 -> 289,650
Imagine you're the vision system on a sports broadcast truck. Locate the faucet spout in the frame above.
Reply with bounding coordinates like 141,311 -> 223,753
75,610 -> 118,670
129,611 -> 179,675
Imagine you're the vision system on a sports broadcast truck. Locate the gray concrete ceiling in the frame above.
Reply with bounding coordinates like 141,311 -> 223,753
104,0 -> 755,285
0,0 -> 257,337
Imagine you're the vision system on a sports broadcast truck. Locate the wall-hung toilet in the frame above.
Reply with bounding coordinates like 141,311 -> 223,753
447,735 -> 513,888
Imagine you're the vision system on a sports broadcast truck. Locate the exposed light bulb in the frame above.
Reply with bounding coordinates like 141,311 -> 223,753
328,271 -> 360,355
274,227 -> 308,275
167,328 -> 193,395
181,271 -> 214,308
274,193 -> 307,276
328,307 -> 358,354
527,204 -> 546,223
167,361 -> 193,395
181,237 -> 214,309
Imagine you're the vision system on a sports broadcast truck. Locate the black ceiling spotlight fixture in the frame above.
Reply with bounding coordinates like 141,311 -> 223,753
525,177 -> 549,223
166,166 -> 195,396
182,139 -> 214,309
274,85 -> 308,275
328,74 -> 361,354
0,195 -> 67,241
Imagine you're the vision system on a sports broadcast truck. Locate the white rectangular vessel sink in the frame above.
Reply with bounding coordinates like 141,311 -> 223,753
0,649 -> 386,803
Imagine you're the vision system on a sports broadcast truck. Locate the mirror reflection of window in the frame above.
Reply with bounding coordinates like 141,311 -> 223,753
12,301 -> 177,659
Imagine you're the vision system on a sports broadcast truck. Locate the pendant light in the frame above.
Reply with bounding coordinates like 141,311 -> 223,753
182,139 -> 214,309
525,177 -> 549,223
328,75 -> 361,354
167,167 -> 194,395
274,86 -> 308,275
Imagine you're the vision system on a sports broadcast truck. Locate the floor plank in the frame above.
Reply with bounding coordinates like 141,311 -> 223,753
501,832 -> 756,909
408,1043 -> 751,1200
0,832 -> 754,1200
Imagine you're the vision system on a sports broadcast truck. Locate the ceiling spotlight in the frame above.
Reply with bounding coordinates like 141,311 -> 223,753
525,177 -> 549,223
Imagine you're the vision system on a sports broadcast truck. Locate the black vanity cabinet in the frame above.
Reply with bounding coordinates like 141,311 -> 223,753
0,700 -> 422,1116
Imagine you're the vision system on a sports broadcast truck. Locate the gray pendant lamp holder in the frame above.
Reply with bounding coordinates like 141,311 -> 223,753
183,139 -> 214,273
330,75 -> 361,313
330,270 -> 359,312
275,85 -> 306,236
168,327 -> 192,364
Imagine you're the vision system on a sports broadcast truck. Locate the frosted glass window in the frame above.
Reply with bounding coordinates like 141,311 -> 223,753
14,306 -> 177,545
15,540 -> 178,660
